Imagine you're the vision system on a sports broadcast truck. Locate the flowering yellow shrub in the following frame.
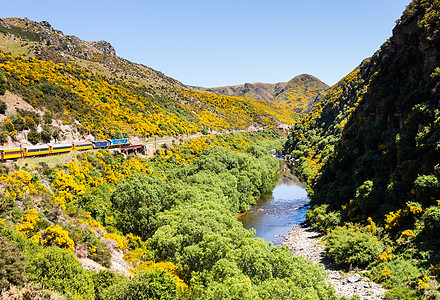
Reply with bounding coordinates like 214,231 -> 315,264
124,248 -> 148,267
429,263 -> 440,275
385,209 -> 402,230
15,208 -> 40,236
129,260 -> 188,292
76,212 -> 106,233
0,170 -> 47,201
179,89 -> 295,129
104,232 -> 129,250
379,247 -> 393,262
0,53 -> 291,138
400,229 -> 416,239
385,202 -> 424,230
418,275 -> 430,289
409,205 -> 423,215
380,266 -> 392,281
365,217 -> 377,234
41,224 -> 75,251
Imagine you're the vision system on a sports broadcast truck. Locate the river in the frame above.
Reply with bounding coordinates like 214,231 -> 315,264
238,160 -> 309,245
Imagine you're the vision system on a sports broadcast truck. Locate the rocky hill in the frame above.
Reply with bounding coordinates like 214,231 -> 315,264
0,17 -> 183,89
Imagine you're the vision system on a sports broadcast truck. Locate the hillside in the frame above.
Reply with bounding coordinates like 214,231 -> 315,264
0,130 -> 339,299
284,0 -> 440,297
205,74 -> 328,114
0,18 -> 310,146
0,17 -> 183,89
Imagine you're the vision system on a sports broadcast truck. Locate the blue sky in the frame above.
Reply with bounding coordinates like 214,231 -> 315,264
1,0 -> 411,87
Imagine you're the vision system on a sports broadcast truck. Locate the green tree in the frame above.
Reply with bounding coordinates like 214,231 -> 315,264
92,270 -> 124,300
40,125 -> 53,143
111,173 -> 172,239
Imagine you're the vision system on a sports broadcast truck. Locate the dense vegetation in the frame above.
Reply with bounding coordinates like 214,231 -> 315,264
0,52 -> 297,140
284,0 -> 440,298
0,131 -> 338,299
208,74 -> 328,119
0,17 -> 310,144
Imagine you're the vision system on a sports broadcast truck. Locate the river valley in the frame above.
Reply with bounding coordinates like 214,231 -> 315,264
238,160 -> 309,245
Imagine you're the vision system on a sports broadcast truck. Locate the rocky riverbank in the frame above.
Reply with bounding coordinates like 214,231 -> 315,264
283,225 -> 387,300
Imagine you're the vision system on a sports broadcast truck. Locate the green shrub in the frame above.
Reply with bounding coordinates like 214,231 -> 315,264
92,270 -> 124,300
355,180 -> 376,215
325,227 -> 383,267
306,204 -> 341,232
0,131 -> 6,144
0,195 -> 14,217
414,174 -> 439,203
384,286 -> 420,300
0,236 -> 27,290
370,258 -> 424,299
40,126 -> 52,143
421,206 -> 440,235
43,111 -> 52,124
26,246 -> 95,299
27,130 -> 41,145
0,100 -> 6,114
103,269 -> 178,300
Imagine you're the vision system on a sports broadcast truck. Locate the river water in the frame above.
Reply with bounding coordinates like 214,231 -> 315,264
238,160 -> 309,245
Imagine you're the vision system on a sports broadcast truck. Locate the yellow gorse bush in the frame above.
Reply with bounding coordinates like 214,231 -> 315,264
0,52 -> 293,138
418,275 -> 430,289
41,224 -> 75,251
15,208 -> 40,236
0,170 -> 47,201
379,247 -> 393,262
365,217 -> 377,234
384,202 -> 424,230
400,229 -> 416,239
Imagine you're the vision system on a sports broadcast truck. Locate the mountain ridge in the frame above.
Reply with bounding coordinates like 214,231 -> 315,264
0,17 -> 186,89
204,74 -> 328,107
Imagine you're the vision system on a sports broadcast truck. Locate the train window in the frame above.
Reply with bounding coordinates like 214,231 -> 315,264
5,151 -> 22,155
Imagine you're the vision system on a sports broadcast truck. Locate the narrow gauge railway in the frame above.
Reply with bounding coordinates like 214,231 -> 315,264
0,138 -> 130,160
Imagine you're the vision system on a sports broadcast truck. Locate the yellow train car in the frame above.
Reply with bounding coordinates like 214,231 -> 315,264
73,142 -> 93,151
49,143 -> 73,154
24,145 -> 50,157
1,148 -> 24,160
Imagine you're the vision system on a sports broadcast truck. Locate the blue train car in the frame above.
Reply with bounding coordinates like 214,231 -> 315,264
107,138 -> 130,147
92,140 -> 110,148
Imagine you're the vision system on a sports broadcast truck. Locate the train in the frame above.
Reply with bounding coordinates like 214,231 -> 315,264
0,138 -> 130,160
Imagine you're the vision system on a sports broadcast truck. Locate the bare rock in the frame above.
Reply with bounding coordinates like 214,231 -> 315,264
348,273 -> 362,283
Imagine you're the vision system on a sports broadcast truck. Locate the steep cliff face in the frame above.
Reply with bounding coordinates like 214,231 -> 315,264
313,0 -> 440,216
285,0 -> 440,218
